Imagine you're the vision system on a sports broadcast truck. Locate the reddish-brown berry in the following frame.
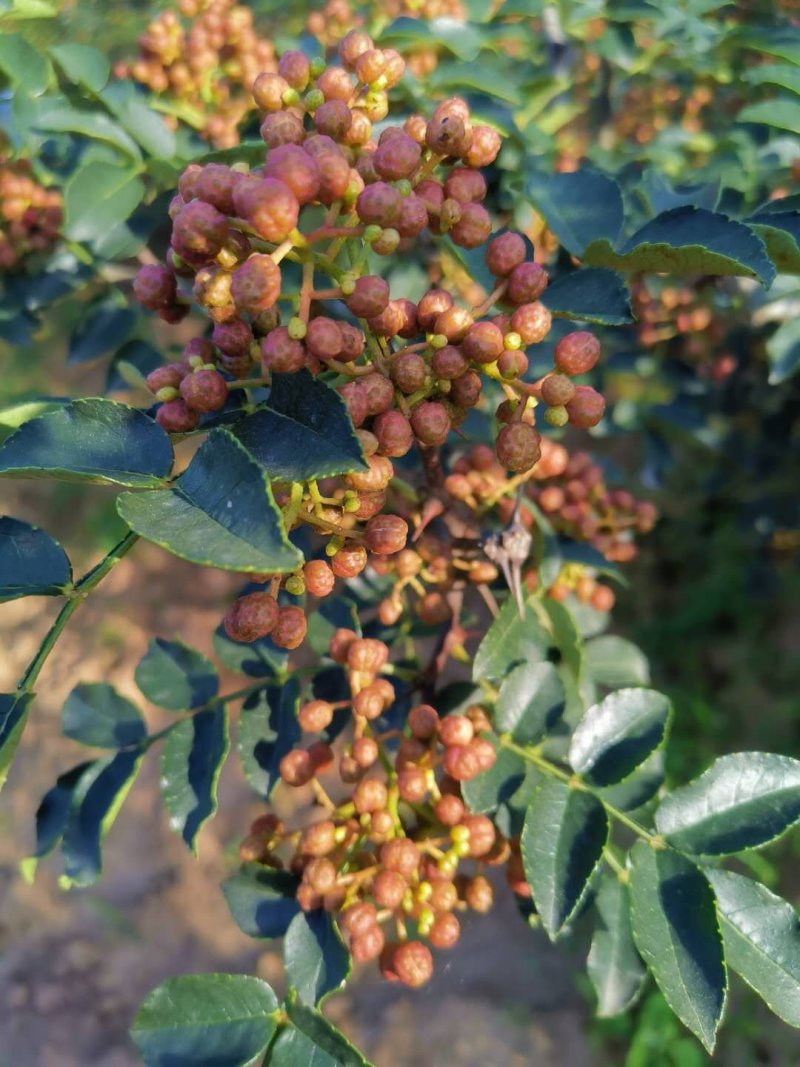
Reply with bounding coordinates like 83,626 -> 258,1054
223,591 -> 279,642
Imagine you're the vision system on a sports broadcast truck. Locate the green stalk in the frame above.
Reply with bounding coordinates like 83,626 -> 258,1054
17,531 -> 140,694
501,737 -> 658,845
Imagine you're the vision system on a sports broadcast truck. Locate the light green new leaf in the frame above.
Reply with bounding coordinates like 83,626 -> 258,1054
655,752 -> 800,855
706,868 -> 800,1028
49,43 -> 109,93
629,842 -> 726,1052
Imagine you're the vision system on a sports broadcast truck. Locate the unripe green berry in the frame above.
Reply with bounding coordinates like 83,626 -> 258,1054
545,405 -> 569,427
340,273 -> 357,296
363,224 -> 382,243
304,88 -> 325,112
396,179 -> 412,197
156,386 -> 179,402
282,88 -> 300,107
310,57 -> 326,77
285,575 -> 306,595
429,333 -> 448,349
288,317 -> 307,340
503,331 -> 523,350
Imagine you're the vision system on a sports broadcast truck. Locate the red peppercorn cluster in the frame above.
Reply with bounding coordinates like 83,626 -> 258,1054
133,36 -> 610,650
115,0 -> 276,147
0,157 -> 62,272
239,631 -> 503,987
527,442 -> 658,562
631,277 -> 737,383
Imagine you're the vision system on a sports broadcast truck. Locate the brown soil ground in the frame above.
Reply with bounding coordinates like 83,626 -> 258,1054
0,477 -> 593,1067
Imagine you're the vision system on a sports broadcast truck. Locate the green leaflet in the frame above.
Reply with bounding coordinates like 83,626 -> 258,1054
131,973 -> 279,1067
0,398 -> 172,487
587,875 -> 647,1017
0,516 -> 72,600
706,868 -> 800,1028
521,778 -> 608,939
569,688 -> 672,787
655,752 -> 800,855
160,705 -> 229,852
284,911 -> 351,1006
117,429 -> 301,573
629,842 -> 726,1052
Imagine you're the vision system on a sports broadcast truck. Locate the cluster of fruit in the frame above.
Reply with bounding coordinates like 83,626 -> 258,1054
239,631 -> 503,987
0,157 -> 62,272
631,277 -> 737,384
115,0 -> 276,147
133,32 -> 608,649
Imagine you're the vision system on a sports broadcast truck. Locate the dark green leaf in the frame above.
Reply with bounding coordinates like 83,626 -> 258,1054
521,779 -> 608,938
0,398 -> 173,486
598,750 -> 665,813
213,622 -> 288,680
587,875 -> 647,1017
60,749 -> 142,885
237,681 -> 300,798
748,209 -> 800,275
135,638 -> 218,711
232,371 -> 366,482
584,208 -> 776,287
471,595 -> 550,681
101,81 -> 177,159
461,739 -> 526,814
706,868 -> 800,1029
629,842 -> 726,1053
569,688 -> 672,787
0,516 -> 71,600
64,162 -> 145,243
284,996 -> 373,1067
766,317 -> 800,385
161,706 -> 229,852
68,300 -> 137,364
495,661 -> 565,744
222,863 -> 300,939
117,429 -> 301,572
584,636 -> 650,688
655,753 -> 800,855
540,597 -> 583,678
284,911 -> 351,1006
0,33 -> 51,94
131,973 -> 279,1067
526,169 -> 624,258
30,762 -> 90,861
49,43 -> 109,93
541,268 -> 633,325
0,691 -> 33,787
62,683 -> 146,749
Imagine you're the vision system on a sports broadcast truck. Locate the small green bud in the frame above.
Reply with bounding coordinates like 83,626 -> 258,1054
288,316 -> 307,340
303,88 -> 325,113
156,386 -> 179,402
544,405 -> 569,427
